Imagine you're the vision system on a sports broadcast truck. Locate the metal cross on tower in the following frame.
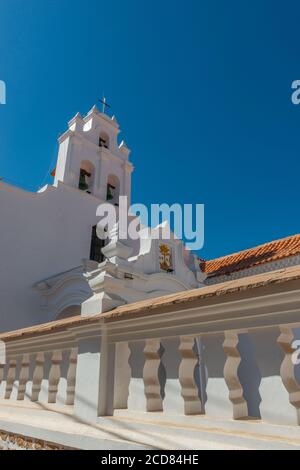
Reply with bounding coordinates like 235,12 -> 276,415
98,97 -> 111,114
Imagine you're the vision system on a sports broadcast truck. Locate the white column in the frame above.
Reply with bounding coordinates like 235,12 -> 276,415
143,339 -> 163,412
223,331 -> 248,419
114,342 -> 131,409
179,336 -> 202,415
0,362 -> 5,388
278,326 -> 300,425
66,349 -> 77,406
4,359 -> 17,399
48,350 -> 62,403
31,352 -> 45,402
0,340 -> 5,391
74,331 -> 116,422
17,354 -> 30,401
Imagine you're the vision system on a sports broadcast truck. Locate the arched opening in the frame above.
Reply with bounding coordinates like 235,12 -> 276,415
99,132 -> 109,149
78,160 -> 95,194
90,225 -> 105,263
106,174 -> 120,205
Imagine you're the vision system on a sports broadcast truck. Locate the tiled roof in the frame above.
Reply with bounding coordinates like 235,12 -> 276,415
201,234 -> 300,278
1,264 -> 300,342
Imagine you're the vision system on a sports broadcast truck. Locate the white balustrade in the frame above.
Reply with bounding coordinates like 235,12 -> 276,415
2,319 -> 300,431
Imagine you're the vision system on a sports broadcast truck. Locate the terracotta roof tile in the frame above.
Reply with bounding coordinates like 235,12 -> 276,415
201,234 -> 300,278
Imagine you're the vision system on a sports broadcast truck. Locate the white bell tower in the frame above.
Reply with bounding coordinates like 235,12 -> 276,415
54,105 -> 134,205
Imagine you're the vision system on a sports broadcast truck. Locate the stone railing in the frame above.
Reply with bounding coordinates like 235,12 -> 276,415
1,268 -> 300,428
0,329 -> 78,407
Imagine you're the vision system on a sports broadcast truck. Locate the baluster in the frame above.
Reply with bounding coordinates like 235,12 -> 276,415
48,350 -> 62,403
31,352 -> 45,402
17,354 -> 30,400
143,339 -> 163,412
179,336 -> 202,415
278,326 -> 300,425
114,342 -> 131,409
4,359 -> 17,399
0,340 -> 5,372
66,349 -> 77,405
0,363 -> 4,386
0,362 -> 5,398
223,331 -> 248,419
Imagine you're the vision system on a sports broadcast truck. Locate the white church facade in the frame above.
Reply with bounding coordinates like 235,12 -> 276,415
1,105 -> 207,333
1,106 -> 300,449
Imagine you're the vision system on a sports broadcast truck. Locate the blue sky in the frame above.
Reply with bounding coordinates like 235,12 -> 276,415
1,0 -> 300,259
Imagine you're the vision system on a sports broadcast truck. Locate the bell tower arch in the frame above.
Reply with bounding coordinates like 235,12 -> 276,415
53,105 -> 134,204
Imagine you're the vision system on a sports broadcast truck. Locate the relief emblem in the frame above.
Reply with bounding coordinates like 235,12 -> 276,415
159,244 -> 174,272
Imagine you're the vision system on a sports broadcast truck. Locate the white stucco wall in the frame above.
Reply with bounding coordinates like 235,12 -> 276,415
0,181 -> 102,332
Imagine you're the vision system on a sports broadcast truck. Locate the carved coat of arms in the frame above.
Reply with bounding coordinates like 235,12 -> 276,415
159,244 -> 174,272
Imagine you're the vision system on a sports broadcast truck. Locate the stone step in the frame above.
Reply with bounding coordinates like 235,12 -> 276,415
1,402 -> 300,450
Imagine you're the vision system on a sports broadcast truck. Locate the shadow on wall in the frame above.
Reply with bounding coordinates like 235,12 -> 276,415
238,334 -> 262,419
158,343 -> 166,400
